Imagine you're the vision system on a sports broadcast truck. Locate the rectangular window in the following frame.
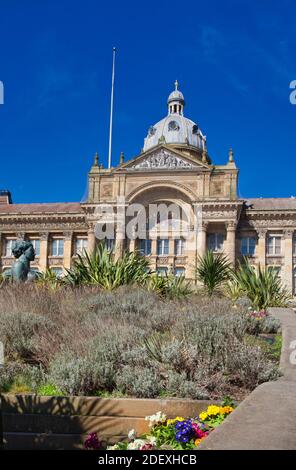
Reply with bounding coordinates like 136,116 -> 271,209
268,266 -> 281,278
174,239 -> 185,256
207,233 -> 224,252
75,238 -> 88,255
139,239 -> 151,256
267,236 -> 281,255
156,267 -> 168,277
51,238 -> 64,257
4,239 -> 16,257
293,237 -> 296,255
105,238 -> 114,252
50,267 -> 64,278
29,239 -> 40,257
157,239 -> 169,256
174,267 -> 185,277
241,237 -> 256,256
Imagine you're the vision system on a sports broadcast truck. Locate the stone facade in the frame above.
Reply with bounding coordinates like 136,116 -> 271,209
1,83 -> 296,293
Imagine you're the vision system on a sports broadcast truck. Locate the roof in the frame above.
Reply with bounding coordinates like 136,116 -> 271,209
143,114 -> 206,152
0,202 -> 83,215
245,198 -> 296,211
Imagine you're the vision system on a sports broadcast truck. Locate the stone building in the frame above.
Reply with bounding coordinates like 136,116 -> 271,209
1,82 -> 296,293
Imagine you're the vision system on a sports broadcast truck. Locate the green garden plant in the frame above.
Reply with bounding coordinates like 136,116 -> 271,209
234,261 -> 290,310
196,250 -> 232,296
65,243 -> 150,290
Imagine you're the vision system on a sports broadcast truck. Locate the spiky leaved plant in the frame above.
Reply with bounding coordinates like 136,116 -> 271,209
234,260 -> 290,310
64,243 -> 151,290
196,250 -> 232,296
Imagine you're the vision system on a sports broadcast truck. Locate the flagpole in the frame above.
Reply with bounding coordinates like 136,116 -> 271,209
108,47 -> 116,169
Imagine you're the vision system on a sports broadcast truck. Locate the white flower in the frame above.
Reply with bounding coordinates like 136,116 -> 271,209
107,444 -> 121,450
128,429 -> 136,440
145,411 -> 167,427
127,439 -> 147,450
147,436 -> 157,445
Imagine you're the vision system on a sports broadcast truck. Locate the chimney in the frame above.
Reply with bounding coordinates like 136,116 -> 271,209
0,190 -> 12,205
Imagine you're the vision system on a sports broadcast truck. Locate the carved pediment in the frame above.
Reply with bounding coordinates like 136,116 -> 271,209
129,148 -> 198,170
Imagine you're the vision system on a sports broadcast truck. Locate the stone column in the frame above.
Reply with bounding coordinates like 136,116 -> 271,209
256,229 -> 267,268
225,221 -> 237,266
283,229 -> 293,293
39,232 -> 49,272
87,228 -> 96,255
197,221 -> 208,258
114,223 -> 125,261
63,231 -> 73,270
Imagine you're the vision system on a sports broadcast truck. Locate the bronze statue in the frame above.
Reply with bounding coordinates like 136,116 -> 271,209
3,240 -> 38,282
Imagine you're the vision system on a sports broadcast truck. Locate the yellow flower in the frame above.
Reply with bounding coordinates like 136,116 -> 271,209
199,411 -> 208,421
167,416 -> 184,425
220,406 -> 234,414
194,438 -> 202,446
207,405 -> 221,416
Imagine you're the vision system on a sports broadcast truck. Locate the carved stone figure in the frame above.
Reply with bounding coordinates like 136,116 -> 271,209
3,240 -> 38,282
132,149 -> 193,170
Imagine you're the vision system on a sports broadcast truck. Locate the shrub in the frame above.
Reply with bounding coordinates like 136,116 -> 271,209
37,383 -> 64,396
64,244 -> 150,289
196,251 -> 232,296
146,274 -> 192,299
234,261 -> 290,309
0,311 -> 53,362
116,366 -> 161,398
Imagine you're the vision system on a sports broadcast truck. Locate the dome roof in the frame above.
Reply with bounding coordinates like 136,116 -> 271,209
167,89 -> 185,104
143,81 -> 206,152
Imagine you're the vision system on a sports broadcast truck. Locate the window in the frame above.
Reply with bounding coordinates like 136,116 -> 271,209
104,238 -> 115,252
139,239 -> 151,256
4,239 -> 16,257
268,266 -> 281,278
51,238 -> 64,257
207,233 -> 224,252
50,267 -> 64,278
293,237 -> 296,255
174,267 -> 185,277
75,238 -> 88,255
156,267 -> 168,277
29,238 -> 40,257
174,239 -> 185,256
267,236 -> 281,255
168,120 -> 180,131
241,237 -> 256,256
157,239 -> 169,256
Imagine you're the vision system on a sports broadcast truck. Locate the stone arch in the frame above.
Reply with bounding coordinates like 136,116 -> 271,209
127,180 -> 196,204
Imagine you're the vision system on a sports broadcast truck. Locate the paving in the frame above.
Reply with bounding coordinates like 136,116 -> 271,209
198,307 -> 296,450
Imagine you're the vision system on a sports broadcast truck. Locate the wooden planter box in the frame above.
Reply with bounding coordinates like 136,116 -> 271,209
0,394 -> 214,450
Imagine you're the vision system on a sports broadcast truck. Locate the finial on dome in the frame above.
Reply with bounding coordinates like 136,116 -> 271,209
229,147 -> 234,162
94,151 -> 99,166
174,79 -> 179,91
120,151 -> 124,164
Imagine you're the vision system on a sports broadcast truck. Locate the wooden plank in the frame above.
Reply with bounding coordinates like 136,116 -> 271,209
2,414 -> 149,436
1,394 -> 215,418
3,432 -> 125,450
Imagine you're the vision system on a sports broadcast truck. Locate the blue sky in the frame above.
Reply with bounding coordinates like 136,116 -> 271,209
0,0 -> 295,203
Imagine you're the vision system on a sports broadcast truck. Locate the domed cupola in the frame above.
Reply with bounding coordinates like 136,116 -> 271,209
143,81 -> 207,157
167,80 -> 185,115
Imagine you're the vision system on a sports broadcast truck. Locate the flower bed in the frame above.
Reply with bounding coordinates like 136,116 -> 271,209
83,402 -> 235,450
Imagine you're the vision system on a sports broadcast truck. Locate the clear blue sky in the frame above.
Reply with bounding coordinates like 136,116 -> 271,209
0,0 -> 295,203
